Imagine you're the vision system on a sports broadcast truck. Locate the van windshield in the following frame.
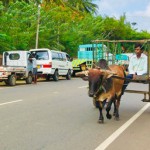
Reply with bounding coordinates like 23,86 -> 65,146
33,51 -> 49,60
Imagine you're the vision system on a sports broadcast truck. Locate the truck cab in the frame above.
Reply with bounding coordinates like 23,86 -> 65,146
72,44 -> 111,76
0,51 -> 33,85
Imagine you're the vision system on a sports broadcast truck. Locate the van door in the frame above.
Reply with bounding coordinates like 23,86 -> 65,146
27,52 -> 33,72
66,53 -> 73,73
52,52 -> 68,75
58,53 -> 67,75
61,53 -> 69,75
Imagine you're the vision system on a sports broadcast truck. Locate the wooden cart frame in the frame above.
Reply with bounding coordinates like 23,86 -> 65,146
91,39 -> 150,102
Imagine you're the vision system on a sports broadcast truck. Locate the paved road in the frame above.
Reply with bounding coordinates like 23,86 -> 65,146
0,78 -> 150,150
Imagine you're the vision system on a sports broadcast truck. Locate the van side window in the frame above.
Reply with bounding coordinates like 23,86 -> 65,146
58,53 -> 63,61
62,53 -> 66,61
52,52 -> 59,60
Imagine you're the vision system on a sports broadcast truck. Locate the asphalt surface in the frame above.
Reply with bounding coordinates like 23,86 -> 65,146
0,78 -> 150,150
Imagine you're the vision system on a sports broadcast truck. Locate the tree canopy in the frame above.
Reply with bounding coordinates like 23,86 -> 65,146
0,0 -> 150,56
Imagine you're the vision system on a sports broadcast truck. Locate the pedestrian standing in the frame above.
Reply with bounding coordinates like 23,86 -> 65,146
29,53 -> 37,84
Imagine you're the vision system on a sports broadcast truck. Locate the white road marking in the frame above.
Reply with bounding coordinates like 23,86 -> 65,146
95,103 -> 150,150
0,99 -> 23,106
53,91 -> 59,94
78,85 -> 88,88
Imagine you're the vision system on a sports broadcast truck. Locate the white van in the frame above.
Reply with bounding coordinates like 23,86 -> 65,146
29,48 -> 73,81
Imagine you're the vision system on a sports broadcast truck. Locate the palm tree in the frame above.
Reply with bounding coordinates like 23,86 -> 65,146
1,0 -> 98,14
67,0 -> 98,15
41,0 -> 66,6
42,0 -> 98,14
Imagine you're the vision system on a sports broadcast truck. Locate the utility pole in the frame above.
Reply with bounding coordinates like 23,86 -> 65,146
35,1 -> 42,49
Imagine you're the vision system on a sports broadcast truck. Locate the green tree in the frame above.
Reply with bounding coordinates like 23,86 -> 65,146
0,1 -> 37,50
67,0 -> 98,15
0,0 -> 150,56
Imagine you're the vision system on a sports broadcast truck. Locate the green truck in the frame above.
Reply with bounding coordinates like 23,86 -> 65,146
72,44 -> 111,76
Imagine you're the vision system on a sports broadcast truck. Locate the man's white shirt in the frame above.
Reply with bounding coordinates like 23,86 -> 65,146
128,53 -> 147,75
32,58 -> 37,68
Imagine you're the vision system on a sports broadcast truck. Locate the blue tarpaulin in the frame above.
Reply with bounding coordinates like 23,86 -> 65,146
115,54 -> 129,60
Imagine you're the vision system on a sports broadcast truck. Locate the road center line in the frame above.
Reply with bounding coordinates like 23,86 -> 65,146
0,99 -> 23,106
95,103 -> 150,150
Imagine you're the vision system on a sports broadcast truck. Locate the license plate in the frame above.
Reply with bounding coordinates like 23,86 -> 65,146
37,65 -> 41,69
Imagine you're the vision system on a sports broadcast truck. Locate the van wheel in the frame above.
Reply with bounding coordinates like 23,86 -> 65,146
8,75 -> 16,86
66,70 -> 71,80
53,70 -> 59,81
26,73 -> 33,84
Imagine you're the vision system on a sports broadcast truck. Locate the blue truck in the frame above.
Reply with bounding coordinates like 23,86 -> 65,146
72,44 -> 112,75
72,43 -> 132,75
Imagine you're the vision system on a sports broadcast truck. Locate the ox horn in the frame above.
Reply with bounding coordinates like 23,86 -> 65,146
75,70 -> 89,77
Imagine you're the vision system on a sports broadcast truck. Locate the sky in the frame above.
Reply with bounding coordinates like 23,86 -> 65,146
93,0 -> 150,32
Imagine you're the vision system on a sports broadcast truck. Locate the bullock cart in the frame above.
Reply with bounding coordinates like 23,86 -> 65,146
91,39 -> 150,102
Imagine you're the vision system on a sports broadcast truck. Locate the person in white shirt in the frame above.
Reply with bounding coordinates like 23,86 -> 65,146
122,43 -> 147,95
29,53 -> 37,84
